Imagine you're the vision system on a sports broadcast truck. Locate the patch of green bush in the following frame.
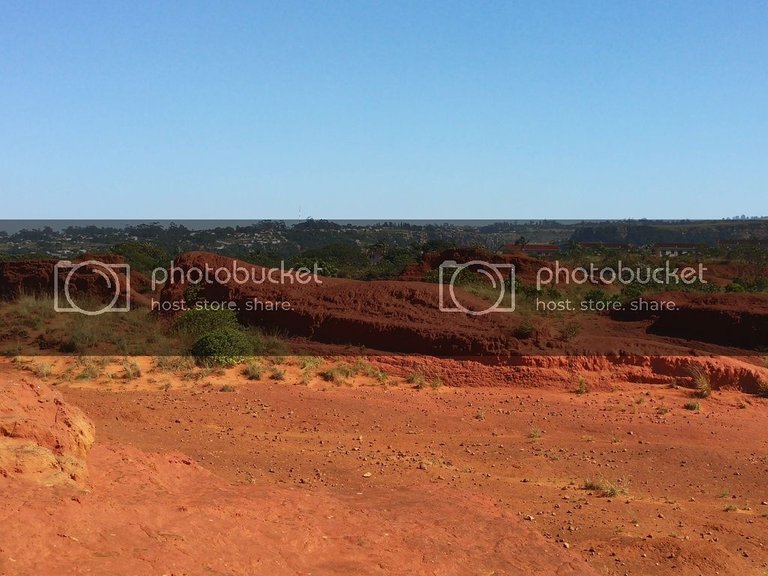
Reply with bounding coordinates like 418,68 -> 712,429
175,308 -> 240,340
191,327 -> 252,367
513,319 -> 536,340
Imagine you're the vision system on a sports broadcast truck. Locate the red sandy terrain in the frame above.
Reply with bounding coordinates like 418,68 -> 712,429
2,354 -> 768,575
157,252 -> 768,356
2,252 -> 768,574
0,362 -> 594,576
3,251 -> 767,355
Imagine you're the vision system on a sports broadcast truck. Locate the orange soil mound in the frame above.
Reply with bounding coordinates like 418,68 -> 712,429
0,373 -> 94,486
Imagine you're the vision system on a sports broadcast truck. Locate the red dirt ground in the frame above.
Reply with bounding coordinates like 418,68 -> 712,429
3,252 -> 768,574
3,355 -> 768,575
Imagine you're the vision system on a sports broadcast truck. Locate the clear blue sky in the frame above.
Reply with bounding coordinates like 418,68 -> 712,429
1,1 -> 766,220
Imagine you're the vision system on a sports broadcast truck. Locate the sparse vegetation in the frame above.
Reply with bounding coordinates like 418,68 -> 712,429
317,359 -> 388,385
242,361 -> 263,381
182,366 -> 225,381
407,370 -> 426,388
351,358 -> 388,382
529,427 -> 542,440
298,356 -> 323,370
219,384 -> 236,392
513,319 -> 536,340
319,364 -> 355,383
689,366 -> 712,398
558,320 -> 581,341
153,355 -> 195,372
756,377 -> 768,398
120,359 -> 141,380
269,367 -> 286,381
683,401 -> 700,411
574,378 -> 589,395
74,357 -> 103,380
582,479 -> 626,498
9,294 -> 56,329
21,360 -> 53,378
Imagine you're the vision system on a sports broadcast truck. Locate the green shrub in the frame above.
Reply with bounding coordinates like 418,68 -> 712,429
513,319 -> 536,340
191,327 -> 252,367
683,401 -> 700,411
583,288 -> 609,303
319,364 -> 355,383
175,308 -> 240,339
299,356 -> 323,370
559,320 -> 581,341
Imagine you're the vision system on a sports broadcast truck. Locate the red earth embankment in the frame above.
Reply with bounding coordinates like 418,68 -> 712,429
612,292 -> 768,350
159,251 -> 521,356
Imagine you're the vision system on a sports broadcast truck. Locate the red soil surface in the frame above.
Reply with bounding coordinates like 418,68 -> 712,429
0,362 -> 596,576
3,353 -> 765,575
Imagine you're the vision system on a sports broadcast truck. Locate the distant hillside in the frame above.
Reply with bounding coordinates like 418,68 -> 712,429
571,220 -> 768,246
